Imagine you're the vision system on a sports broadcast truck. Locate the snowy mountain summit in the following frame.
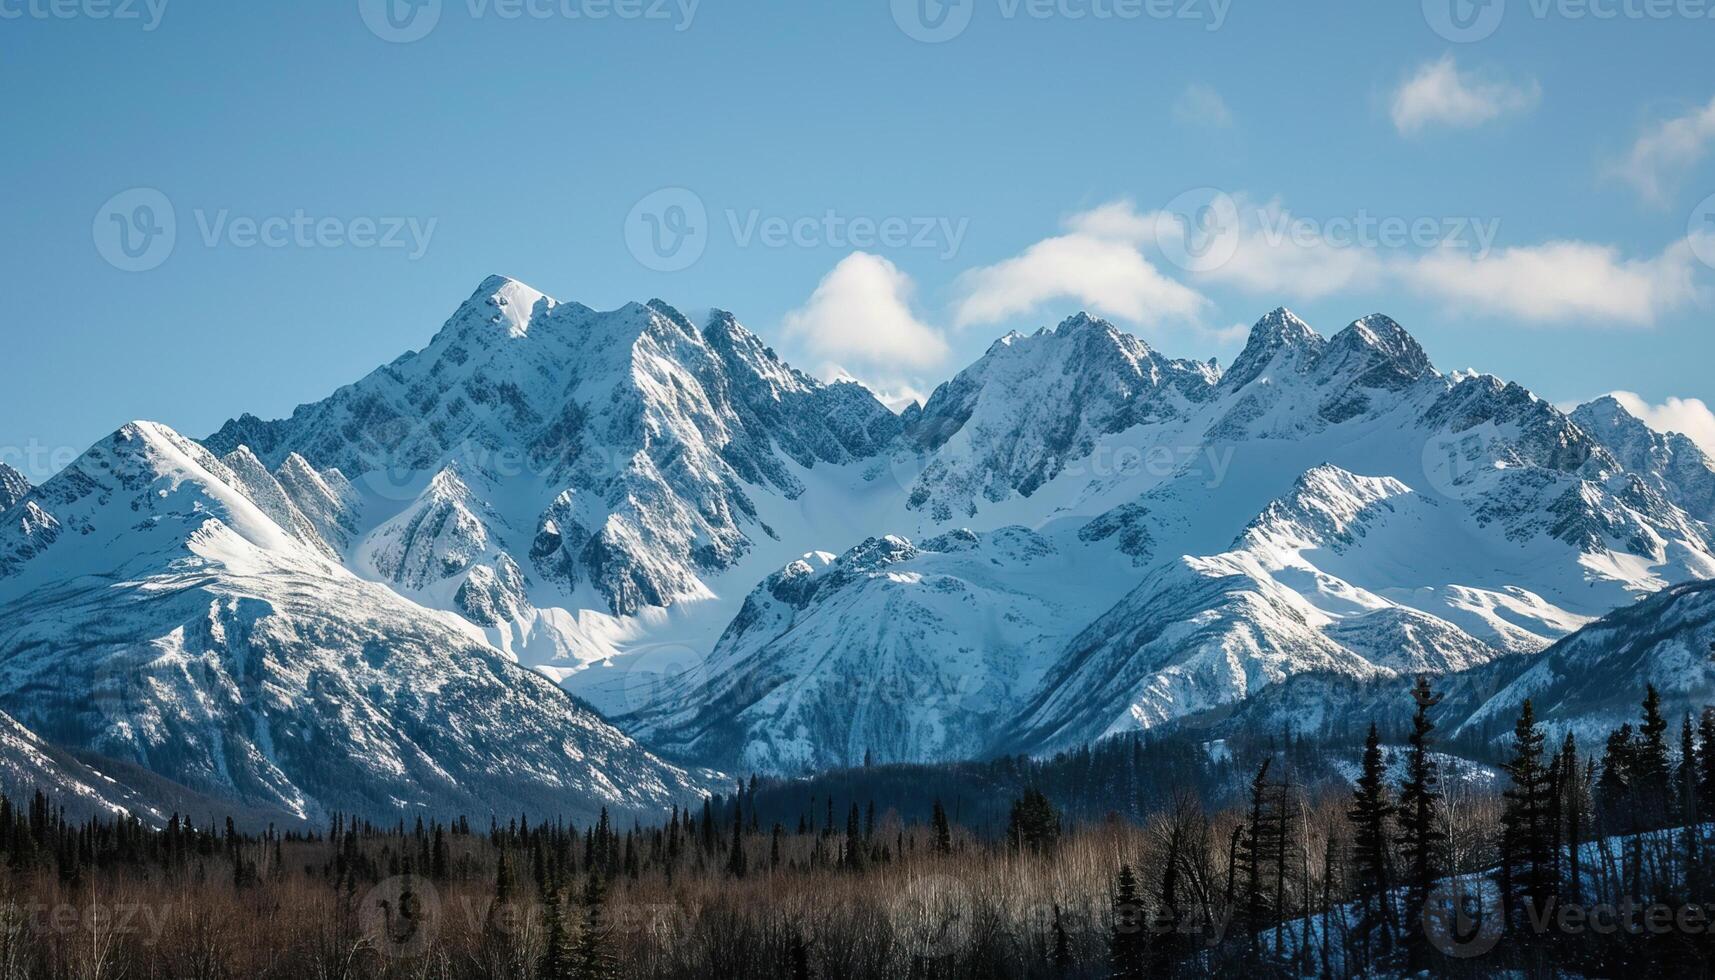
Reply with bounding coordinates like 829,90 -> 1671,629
4,276 -> 1713,815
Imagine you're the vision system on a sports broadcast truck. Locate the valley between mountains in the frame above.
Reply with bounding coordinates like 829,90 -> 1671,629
3,274 -> 1713,825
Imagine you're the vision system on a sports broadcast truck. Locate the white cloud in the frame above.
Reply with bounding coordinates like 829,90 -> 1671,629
953,194 -> 1708,339
1611,94 -> 1715,204
782,252 -> 949,370
1139,189 -> 1705,326
1204,322 -> 1252,344
951,204 -> 1208,329
1390,56 -> 1540,135
1607,391 -> 1715,460
1397,238 -> 1703,326
1173,83 -> 1234,128
820,364 -> 929,413
1148,196 -> 1385,301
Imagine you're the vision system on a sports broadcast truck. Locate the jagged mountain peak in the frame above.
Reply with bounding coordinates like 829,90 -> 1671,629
1235,464 -> 1416,552
1223,307 -> 1327,389
1054,310 -> 1131,341
1574,393 -> 1632,423
199,278 -> 902,616
904,309 -> 1219,514
441,274 -> 561,341
1572,395 -> 1715,521
0,463 -> 29,513
1259,306 -> 1317,339
0,420 -> 328,591
1317,313 -> 1436,390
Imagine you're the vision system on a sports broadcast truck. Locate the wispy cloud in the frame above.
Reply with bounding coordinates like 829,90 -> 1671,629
1147,195 -> 1385,301
1390,55 -> 1540,136
1607,391 -> 1715,460
783,252 -> 949,369
950,205 -> 1207,329
1173,83 -> 1234,129
1610,94 -> 1715,204
1397,239 -> 1704,326
1140,191 -> 1705,326
820,365 -> 929,413
948,188 -> 1708,341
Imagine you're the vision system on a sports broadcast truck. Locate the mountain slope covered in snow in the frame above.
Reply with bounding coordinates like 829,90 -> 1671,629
8,275 -> 1714,801
0,421 -> 712,823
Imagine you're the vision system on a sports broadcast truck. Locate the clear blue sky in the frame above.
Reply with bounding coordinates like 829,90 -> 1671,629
3,0 -> 1713,480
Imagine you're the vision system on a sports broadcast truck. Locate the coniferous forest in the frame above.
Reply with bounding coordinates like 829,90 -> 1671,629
4,680 -> 1715,978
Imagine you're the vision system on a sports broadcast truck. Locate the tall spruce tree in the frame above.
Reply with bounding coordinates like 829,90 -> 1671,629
1348,723 -> 1395,965
539,882 -> 574,980
1501,700 -> 1556,924
1559,733 -> 1586,905
1699,707 -> 1715,822
1006,789 -> 1061,855
1597,723 -> 1638,830
1637,685 -> 1674,826
931,800 -> 953,855
1681,714 -> 1700,831
1236,758 -> 1278,959
1397,675 -> 1447,970
573,873 -> 617,980
727,803 -> 747,879
1110,864 -> 1148,980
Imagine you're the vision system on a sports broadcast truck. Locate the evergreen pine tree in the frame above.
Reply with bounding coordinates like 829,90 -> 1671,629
573,873 -> 618,980
727,803 -> 747,879
1050,903 -> 1072,974
1559,733 -> 1586,905
1698,707 -> 1715,822
1110,864 -> 1148,980
1348,722 -> 1395,964
930,800 -> 953,855
1597,723 -> 1638,830
1637,684 -> 1674,825
539,883 -> 574,980
840,804 -> 861,871
489,848 -> 515,910
1235,759 -> 1277,958
1006,789 -> 1061,855
1398,676 -> 1447,971
1501,700 -> 1556,924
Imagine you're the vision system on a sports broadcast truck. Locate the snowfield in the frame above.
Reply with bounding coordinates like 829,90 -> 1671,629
4,275 -> 1714,814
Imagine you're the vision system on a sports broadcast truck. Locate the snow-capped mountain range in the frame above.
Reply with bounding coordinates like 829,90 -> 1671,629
3,274 -> 1712,819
